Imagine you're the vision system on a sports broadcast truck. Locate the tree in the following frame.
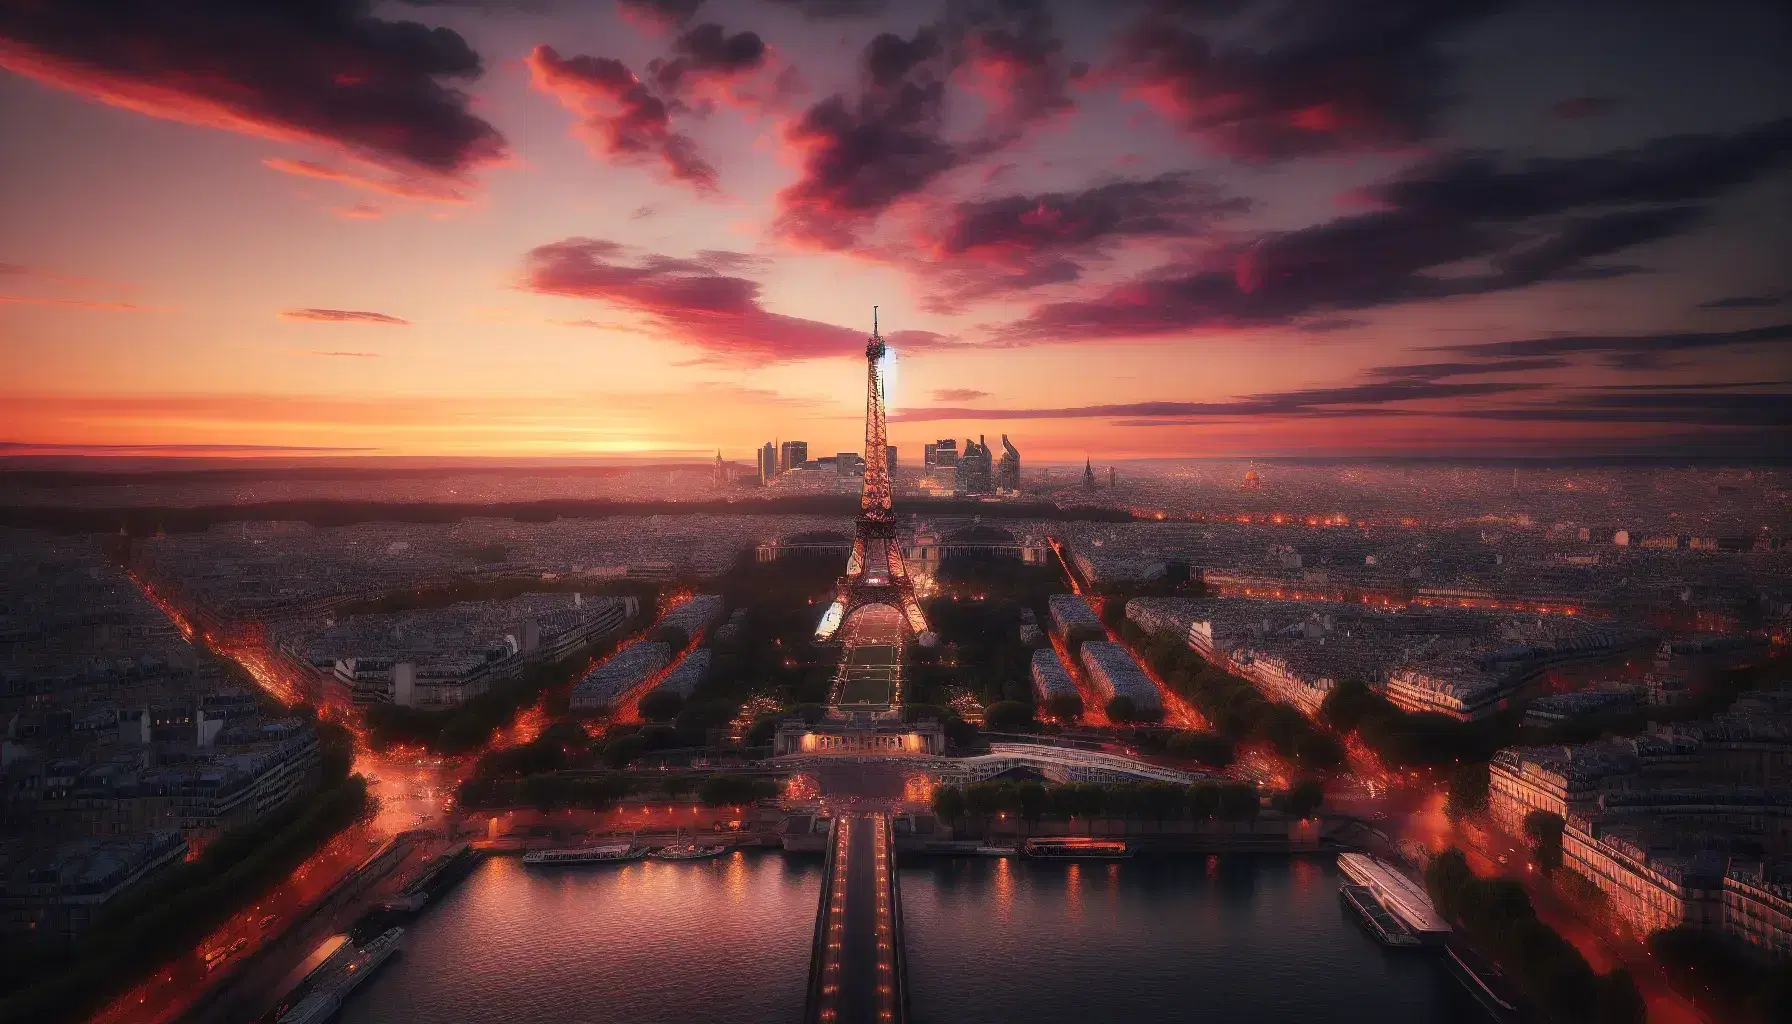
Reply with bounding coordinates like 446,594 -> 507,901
1106,694 -> 1139,723
697,773 -> 759,806
636,690 -> 684,722
1043,692 -> 1084,722
1016,781 -> 1048,825
1272,778 -> 1325,818
1524,810 -> 1566,873
1217,784 -> 1261,820
601,733 -> 646,768
1167,730 -> 1235,767
1446,763 -> 1490,820
964,782 -> 1005,822
1185,783 -> 1220,822
985,700 -> 1037,731
1319,678 -> 1381,733
1595,969 -> 1646,1024
745,714 -> 780,747
932,785 -> 966,824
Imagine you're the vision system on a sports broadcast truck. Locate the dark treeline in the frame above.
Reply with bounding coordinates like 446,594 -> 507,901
1426,849 -> 1645,1024
1648,926 -> 1792,1024
913,558 -> 1063,714
456,770 -> 779,811
931,779 -> 1271,829
3,494 -> 1131,536
0,770 -> 371,1024
1123,621 -> 1345,773
1318,678 -> 1503,768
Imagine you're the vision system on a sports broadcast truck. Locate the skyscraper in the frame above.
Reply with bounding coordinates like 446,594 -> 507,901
927,438 -> 958,469
758,442 -> 776,484
1084,458 -> 1096,491
997,435 -> 1020,492
957,436 -> 993,495
886,446 -> 898,475
781,440 -> 808,473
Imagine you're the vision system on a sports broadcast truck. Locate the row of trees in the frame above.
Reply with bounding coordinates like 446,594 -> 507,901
1126,727 -> 1237,768
455,771 -> 779,812
1319,678 -> 1502,768
931,779 -> 1270,828
1648,926 -> 1792,1024
1425,849 -> 1645,1023
2,772 -> 372,1024
1121,621 -> 1345,773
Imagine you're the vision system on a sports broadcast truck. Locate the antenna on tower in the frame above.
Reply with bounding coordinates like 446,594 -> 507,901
873,304 -> 879,339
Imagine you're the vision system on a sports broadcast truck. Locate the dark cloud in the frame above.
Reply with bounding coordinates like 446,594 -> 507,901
617,0 -> 707,29
996,119 -> 1792,343
775,26 -> 958,248
527,45 -> 716,190
1460,388 -> 1792,428
1367,357 -> 1572,380
1427,323 -> 1792,371
1553,96 -> 1619,120
917,172 -> 1248,311
895,380 -> 1540,422
963,0 -> 1082,133
1296,317 -> 1365,333
775,2 -> 1080,250
762,0 -> 886,18
520,237 -> 956,361
1113,0 -> 1510,159
0,0 -> 506,178
1698,292 -> 1785,310
280,308 -> 410,325
649,23 -> 767,95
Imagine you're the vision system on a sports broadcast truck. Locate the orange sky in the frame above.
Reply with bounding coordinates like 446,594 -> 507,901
1,1 -> 1787,462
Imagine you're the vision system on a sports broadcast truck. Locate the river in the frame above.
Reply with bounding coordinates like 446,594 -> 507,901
337,851 -> 1487,1023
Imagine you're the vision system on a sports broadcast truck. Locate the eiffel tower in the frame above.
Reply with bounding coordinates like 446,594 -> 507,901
814,308 -> 931,647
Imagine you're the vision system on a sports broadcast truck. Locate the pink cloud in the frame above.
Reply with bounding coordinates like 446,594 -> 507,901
526,45 -> 716,191
521,237 -> 957,361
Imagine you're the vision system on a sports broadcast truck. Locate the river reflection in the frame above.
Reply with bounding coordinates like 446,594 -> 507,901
340,852 -> 1485,1024
901,855 -> 1488,1024
340,851 -> 821,1024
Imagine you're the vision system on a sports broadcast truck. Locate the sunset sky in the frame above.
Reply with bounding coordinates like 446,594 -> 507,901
1,0 -> 1788,462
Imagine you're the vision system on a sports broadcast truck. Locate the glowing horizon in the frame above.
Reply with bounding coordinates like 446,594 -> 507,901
2,2 -> 1788,463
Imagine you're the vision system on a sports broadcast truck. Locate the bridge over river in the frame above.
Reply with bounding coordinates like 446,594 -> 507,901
802,812 -> 908,1024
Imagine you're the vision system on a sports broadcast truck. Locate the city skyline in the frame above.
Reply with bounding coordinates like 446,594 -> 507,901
2,0 -> 1789,462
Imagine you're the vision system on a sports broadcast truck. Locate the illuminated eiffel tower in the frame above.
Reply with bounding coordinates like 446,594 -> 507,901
814,308 -> 931,646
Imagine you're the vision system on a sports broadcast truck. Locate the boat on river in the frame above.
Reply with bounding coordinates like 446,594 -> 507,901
524,841 -> 646,866
1022,837 -> 1131,860
652,841 -> 729,861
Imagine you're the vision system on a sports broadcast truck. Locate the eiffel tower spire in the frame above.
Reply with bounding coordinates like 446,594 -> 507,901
861,305 -> 892,520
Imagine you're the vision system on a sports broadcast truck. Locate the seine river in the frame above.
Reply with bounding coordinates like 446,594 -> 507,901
340,851 -> 1487,1024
